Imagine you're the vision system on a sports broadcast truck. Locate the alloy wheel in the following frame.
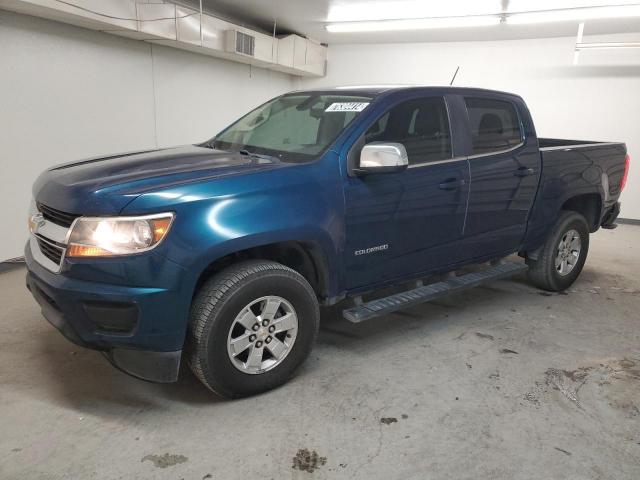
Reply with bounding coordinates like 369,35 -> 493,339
226,296 -> 298,374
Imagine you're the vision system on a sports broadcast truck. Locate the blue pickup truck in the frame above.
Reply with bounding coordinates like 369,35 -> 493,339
25,86 -> 629,398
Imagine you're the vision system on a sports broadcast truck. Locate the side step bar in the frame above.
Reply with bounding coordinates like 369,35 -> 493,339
342,262 -> 528,323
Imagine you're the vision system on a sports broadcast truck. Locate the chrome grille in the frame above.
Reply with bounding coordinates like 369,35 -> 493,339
35,235 -> 64,265
37,202 -> 80,228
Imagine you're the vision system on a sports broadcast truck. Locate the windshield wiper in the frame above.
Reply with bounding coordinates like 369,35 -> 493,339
205,142 -> 281,162
237,149 -> 280,162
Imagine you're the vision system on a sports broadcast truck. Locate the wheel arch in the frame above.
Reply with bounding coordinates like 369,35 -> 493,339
560,193 -> 602,232
193,240 -> 333,304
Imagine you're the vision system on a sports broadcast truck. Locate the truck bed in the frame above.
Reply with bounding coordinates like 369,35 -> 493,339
537,138 -> 627,205
523,137 -> 627,252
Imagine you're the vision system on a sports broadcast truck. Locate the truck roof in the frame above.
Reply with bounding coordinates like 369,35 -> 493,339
291,85 -> 522,99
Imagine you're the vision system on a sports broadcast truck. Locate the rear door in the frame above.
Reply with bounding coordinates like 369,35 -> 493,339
461,95 -> 541,257
343,94 -> 470,289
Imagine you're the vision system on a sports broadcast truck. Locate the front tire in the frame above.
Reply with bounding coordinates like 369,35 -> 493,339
526,210 -> 590,292
186,260 -> 319,398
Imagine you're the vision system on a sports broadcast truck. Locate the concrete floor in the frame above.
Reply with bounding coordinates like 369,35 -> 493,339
1,226 -> 639,480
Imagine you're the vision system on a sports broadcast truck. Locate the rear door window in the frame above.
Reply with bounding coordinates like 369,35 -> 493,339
465,97 -> 523,155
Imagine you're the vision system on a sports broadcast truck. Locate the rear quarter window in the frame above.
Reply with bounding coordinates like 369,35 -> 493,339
465,97 -> 523,155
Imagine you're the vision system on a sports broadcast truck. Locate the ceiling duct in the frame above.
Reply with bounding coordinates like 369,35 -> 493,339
0,0 -> 327,77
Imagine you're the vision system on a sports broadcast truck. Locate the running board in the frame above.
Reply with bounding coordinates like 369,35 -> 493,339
342,262 -> 528,323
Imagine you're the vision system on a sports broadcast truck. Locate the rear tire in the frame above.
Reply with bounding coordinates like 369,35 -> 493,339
526,210 -> 590,292
186,260 -> 319,398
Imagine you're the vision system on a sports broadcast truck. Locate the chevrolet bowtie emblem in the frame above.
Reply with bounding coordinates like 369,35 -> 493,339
31,212 -> 45,232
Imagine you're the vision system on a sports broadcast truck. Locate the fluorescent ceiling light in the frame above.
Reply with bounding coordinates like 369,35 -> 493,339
507,5 -> 640,24
327,0 -> 502,22
326,15 -> 501,32
508,0 -> 640,13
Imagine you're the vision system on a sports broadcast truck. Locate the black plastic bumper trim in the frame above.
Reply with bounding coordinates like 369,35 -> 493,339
105,348 -> 181,383
82,300 -> 139,335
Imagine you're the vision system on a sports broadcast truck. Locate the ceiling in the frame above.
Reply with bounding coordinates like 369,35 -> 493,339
179,0 -> 640,44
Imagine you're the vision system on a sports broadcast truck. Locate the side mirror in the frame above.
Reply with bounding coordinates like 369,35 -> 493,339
355,142 -> 408,175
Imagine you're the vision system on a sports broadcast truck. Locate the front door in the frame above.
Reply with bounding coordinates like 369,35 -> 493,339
343,95 -> 470,290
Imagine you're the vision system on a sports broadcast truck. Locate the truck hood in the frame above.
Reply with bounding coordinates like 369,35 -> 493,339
33,145 -> 286,214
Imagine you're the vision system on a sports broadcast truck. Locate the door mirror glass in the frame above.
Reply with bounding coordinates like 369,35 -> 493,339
357,142 -> 408,174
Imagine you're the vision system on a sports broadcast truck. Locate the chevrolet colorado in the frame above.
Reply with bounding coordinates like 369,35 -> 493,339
25,86 -> 630,398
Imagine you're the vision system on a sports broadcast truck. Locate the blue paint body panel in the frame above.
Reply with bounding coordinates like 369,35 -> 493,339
24,86 -> 627,375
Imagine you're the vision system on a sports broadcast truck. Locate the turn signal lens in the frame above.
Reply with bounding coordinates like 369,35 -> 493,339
66,213 -> 174,257
152,218 -> 172,243
67,245 -> 112,257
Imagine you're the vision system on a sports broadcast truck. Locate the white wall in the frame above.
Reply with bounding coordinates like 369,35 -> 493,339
302,35 -> 640,220
0,10 -> 295,260
2,13 -> 638,262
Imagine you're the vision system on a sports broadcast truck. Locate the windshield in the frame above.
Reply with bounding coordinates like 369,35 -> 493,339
210,93 -> 372,162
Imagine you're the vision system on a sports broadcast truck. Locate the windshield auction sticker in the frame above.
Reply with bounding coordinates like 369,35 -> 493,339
325,102 -> 370,112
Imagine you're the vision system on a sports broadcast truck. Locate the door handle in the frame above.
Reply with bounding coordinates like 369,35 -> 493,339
439,178 -> 466,190
514,167 -> 535,177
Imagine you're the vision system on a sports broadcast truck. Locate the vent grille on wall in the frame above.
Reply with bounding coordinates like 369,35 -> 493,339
225,30 -> 255,57
235,31 -> 255,56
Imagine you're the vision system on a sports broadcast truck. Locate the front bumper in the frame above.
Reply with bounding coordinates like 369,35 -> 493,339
25,242 -> 191,383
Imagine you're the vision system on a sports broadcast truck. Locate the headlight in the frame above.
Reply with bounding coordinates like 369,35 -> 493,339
66,213 -> 174,257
